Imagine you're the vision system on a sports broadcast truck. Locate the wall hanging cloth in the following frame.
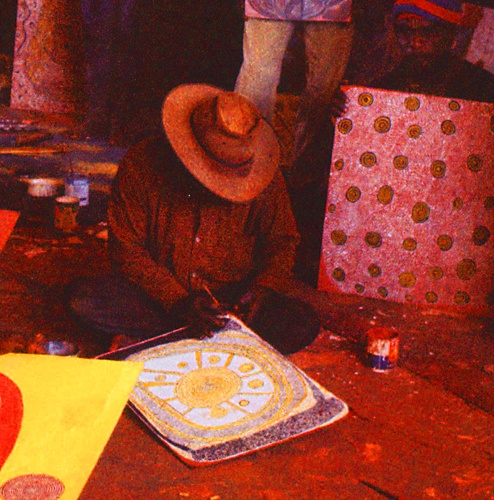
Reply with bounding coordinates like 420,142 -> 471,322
245,0 -> 352,22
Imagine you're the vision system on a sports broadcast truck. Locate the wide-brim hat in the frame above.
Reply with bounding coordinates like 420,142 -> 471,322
162,84 -> 280,203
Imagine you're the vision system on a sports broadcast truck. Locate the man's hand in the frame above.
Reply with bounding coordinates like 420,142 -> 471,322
173,290 -> 228,339
233,285 -> 272,325
328,87 -> 350,123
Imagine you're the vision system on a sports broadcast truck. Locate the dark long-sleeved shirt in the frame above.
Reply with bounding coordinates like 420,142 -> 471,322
108,134 -> 301,312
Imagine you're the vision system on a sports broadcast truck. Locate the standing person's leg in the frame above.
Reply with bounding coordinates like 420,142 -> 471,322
234,18 -> 294,122
289,21 -> 354,286
293,21 -> 354,165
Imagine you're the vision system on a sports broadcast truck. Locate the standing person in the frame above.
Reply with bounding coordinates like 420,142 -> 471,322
234,1 -> 355,286
67,85 -> 334,355
366,0 -> 494,102
234,0 -> 354,171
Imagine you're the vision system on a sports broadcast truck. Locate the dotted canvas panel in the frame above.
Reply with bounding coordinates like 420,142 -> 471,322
319,86 -> 494,315
126,317 -> 348,465
10,0 -> 86,113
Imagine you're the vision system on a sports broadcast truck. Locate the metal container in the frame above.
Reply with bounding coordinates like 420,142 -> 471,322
366,327 -> 399,372
18,176 -> 64,226
65,173 -> 89,206
42,341 -> 80,356
19,176 -> 63,197
54,195 -> 79,233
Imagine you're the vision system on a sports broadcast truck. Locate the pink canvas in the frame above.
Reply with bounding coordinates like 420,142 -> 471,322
319,86 -> 494,316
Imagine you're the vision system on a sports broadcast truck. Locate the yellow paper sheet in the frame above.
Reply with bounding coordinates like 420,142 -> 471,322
0,354 -> 142,500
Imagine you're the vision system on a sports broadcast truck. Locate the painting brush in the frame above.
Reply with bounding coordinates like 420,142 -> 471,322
202,284 -> 222,308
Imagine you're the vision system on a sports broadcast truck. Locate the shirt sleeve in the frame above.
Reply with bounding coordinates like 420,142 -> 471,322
108,142 -> 189,311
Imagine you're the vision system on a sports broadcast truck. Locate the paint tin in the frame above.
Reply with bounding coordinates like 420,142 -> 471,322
65,173 -> 89,206
19,177 -> 64,226
366,327 -> 399,372
54,196 -> 79,233
42,341 -> 79,356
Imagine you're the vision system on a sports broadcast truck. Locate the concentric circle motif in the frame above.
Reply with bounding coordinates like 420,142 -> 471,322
365,232 -> 382,248
454,291 -> 470,305
407,125 -> 422,138
368,264 -> 382,277
425,291 -> 438,303
176,367 -> 241,409
355,284 -> 365,293
331,230 -> 347,245
431,160 -> 446,178
377,185 -> 394,205
412,202 -> 430,223
429,267 -> 444,280
467,154 -> 483,172
374,116 -> 391,133
456,259 -> 477,280
345,186 -> 361,203
393,155 -> 408,170
377,286 -> 388,298
402,237 -> 417,251
473,225 -> 490,246
127,333 -> 307,446
441,120 -> 456,135
360,151 -> 377,167
399,272 -> 417,288
337,118 -> 353,134
405,294 -> 413,302
0,475 -> 64,500
327,203 -> 336,213
358,93 -> 374,106
333,267 -> 346,281
437,234 -> 453,251
484,197 -> 494,210
448,100 -> 460,111
334,159 -> 344,171
453,197 -> 463,210
404,96 -> 420,111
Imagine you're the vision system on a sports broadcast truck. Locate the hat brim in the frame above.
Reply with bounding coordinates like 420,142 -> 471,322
162,84 -> 280,203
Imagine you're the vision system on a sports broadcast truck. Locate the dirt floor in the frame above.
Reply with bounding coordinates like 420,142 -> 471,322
0,190 -> 493,499
0,122 -> 493,498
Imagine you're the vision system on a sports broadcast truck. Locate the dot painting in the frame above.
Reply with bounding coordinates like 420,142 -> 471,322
319,86 -> 494,314
126,320 -> 349,465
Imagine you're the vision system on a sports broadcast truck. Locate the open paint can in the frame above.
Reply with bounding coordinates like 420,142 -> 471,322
65,173 -> 89,206
366,327 -> 399,372
54,195 -> 79,233
18,176 -> 64,226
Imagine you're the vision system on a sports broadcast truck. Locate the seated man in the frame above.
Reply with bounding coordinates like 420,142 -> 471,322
368,0 -> 494,102
67,85 -> 332,355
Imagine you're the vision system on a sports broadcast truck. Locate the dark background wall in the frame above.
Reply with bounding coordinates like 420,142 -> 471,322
0,1 -> 492,127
